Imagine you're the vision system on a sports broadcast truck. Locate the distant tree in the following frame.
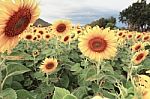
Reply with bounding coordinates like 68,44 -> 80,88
107,16 -> 116,25
106,23 -> 115,29
98,18 -> 107,27
87,16 -> 116,29
119,0 -> 149,31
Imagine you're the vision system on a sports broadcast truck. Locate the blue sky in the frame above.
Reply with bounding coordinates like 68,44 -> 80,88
39,0 -> 150,27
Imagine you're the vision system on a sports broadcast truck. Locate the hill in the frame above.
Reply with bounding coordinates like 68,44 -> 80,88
33,18 -> 51,27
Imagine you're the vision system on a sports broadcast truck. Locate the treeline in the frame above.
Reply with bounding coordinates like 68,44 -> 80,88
119,0 -> 150,31
86,16 -> 116,29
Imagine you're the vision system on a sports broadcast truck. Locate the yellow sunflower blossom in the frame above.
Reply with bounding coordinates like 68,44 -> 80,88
0,0 -> 40,53
39,58 -> 58,74
78,28 -> 117,61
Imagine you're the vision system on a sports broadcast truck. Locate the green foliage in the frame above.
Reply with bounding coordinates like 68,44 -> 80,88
119,0 -> 150,31
0,29 -> 149,99
0,88 -> 17,99
63,94 -> 77,99
86,16 -> 116,29
16,89 -> 35,99
6,63 -> 30,77
52,87 -> 77,99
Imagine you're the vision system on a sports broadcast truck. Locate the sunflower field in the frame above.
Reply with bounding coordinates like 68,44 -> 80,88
0,0 -> 150,99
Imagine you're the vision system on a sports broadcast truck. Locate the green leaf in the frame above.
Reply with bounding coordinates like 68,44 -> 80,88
143,57 -> 150,66
85,68 -> 97,81
72,87 -> 88,99
63,94 -> 77,99
10,51 -> 33,60
6,63 -> 30,77
11,81 -> 23,90
38,83 -> 54,94
52,87 -> 70,99
16,89 -> 35,99
33,72 -> 45,81
71,63 -> 82,75
59,74 -> 69,88
0,88 -> 17,99
102,63 -> 114,74
23,78 -> 33,86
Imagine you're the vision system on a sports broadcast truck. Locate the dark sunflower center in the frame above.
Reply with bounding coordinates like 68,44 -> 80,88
77,30 -> 81,34
135,45 -> 141,50
33,29 -> 37,32
46,35 -> 50,38
46,62 -> 55,69
89,37 -> 107,53
136,53 -> 144,61
4,7 -> 31,37
33,37 -> 37,40
64,36 -> 69,41
26,35 -> 32,39
39,31 -> 44,35
37,35 -> 41,38
119,32 -> 122,36
137,35 -> 141,39
128,35 -> 132,38
34,52 -> 38,54
122,35 -> 126,38
15,17 -> 27,29
144,36 -> 149,40
56,24 -> 66,33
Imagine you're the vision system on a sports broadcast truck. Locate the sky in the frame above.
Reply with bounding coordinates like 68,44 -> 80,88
39,0 -> 150,27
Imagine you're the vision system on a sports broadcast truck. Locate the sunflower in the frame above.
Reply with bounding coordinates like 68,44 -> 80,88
76,29 -> 83,35
52,19 -> 72,36
43,33 -> 53,41
127,32 -> 133,39
134,75 -> 150,99
134,75 -> 150,89
117,31 -> 127,43
35,33 -> 42,41
23,33 -> 34,41
32,35 -> 38,41
39,58 -> 58,74
131,42 -> 144,52
60,34 -> 72,44
135,33 -> 142,40
76,23 -> 81,29
117,32 -> 123,37
37,28 -> 45,35
0,0 -> 40,53
38,24 -> 42,27
132,50 -> 149,65
142,35 -> 150,42
85,25 -> 92,32
32,50 -> 39,57
78,28 -> 117,61
33,28 -> 37,33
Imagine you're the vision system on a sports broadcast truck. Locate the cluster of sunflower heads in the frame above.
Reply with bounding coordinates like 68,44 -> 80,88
20,20 -> 87,44
133,75 -> 150,99
116,30 -> 150,65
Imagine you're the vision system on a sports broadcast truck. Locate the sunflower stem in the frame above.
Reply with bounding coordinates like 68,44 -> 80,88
68,41 -> 71,50
1,75 -> 9,90
96,60 -> 101,85
33,56 -> 36,71
25,41 -> 29,51
127,62 -> 133,81
0,55 -> 6,92
55,37 -> 59,49
46,73 -> 49,85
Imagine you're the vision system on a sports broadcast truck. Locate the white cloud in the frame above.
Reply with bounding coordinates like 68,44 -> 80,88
39,0 -> 149,24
